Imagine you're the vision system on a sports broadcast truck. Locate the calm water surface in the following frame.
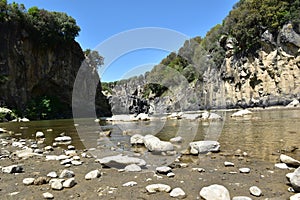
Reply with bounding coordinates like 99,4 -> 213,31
1,108 -> 299,163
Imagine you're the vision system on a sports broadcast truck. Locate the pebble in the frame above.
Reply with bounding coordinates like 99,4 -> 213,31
124,164 -> 142,172
67,145 -> 75,150
59,169 -> 75,178
47,171 -> 58,178
44,146 -> 53,151
60,158 -> 73,165
43,192 -> 54,199
170,187 -> 186,198
275,163 -> 290,169
249,186 -> 262,197
51,180 -> 63,190
71,160 -> 83,166
156,166 -> 172,174
169,136 -> 183,143
122,181 -> 137,187
2,165 -> 23,173
73,156 -> 81,160
85,169 -> 101,180
192,168 -> 205,173
35,131 -> 45,138
200,184 -> 230,200
63,178 -> 76,188
54,136 -> 72,142
146,184 -> 171,193
23,178 -> 35,185
167,172 -> 175,178
65,150 -> 77,156
224,161 -> 235,167
239,168 -> 251,173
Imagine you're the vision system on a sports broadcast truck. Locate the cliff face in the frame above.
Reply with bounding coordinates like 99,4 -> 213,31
109,24 -> 300,113
0,22 -> 111,119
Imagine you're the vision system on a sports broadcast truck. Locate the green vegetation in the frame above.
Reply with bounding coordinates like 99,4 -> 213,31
0,0 -> 80,44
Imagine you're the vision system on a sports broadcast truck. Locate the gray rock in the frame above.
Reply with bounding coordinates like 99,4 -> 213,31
15,148 -> 41,159
291,167 -> 300,192
290,193 -> 300,200
60,158 -> 73,165
71,160 -> 82,166
130,134 -> 144,145
249,186 -> 262,197
275,163 -> 290,169
231,109 -> 252,117
51,180 -> 63,190
23,178 -> 35,185
63,178 -> 76,188
170,187 -> 186,198
96,154 -> 146,167
59,169 -> 75,178
232,197 -> 252,200
280,154 -> 300,167
2,165 -> 23,173
124,164 -> 142,172
43,192 -> 54,199
143,135 -> 174,152
85,169 -> 101,180
167,172 -> 175,178
286,172 -> 294,181
189,141 -> 220,154
170,136 -> 183,143
224,161 -> 234,167
239,168 -> 251,173
199,184 -> 230,200
156,166 -> 172,174
47,172 -> 58,178
54,136 -> 72,142
122,181 -> 137,187
146,184 -> 171,193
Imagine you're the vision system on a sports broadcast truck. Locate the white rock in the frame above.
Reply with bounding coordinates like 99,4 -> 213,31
146,184 -> 171,193
63,178 -> 76,188
143,135 -> 174,152
249,186 -> 262,197
232,197 -> 252,200
209,113 -> 222,120
44,146 -> 53,151
67,145 -> 75,150
23,178 -> 35,185
54,136 -> 72,142
64,150 -> 77,156
156,166 -> 172,174
280,154 -> 300,167
122,181 -> 137,187
224,161 -> 235,167
291,167 -> 300,192
51,180 -> 63,190
124,164 -> 142,172
2,165 -> 23,173
275,163 -> 290,169
287,173 -> 294,181
15,148 -> 42,158
189,141 -> 220,154
43,192 -> 54,199
35,131 -> 44,138
60,158 -> 73,165
130,134 -> 144,145
56,155 -> 70,161
239,168 -> 251,173
96,154 -> 146,167
71,160 -> 82,166
290,193 -> 300,200
0,128 -> 7,133
167,172 -> 175,178
12,141 -> 23,148
182,113 -> 201,120
73,156 -> 80,160
231,109 -> 252,117
200,184 -> 230,200
85,169 -> 101,180
47,172 -> 57,178
170,187 -> 186,198
59,169 -> 74,178
170,136 -> 183,143
286,99 -> 300,108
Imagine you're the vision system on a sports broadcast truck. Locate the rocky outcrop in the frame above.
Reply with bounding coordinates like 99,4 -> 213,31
0,22 -> 111,119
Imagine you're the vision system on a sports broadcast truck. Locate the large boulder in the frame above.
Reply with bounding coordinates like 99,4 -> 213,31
189,141 -> 220,154
143,135 -> 174,152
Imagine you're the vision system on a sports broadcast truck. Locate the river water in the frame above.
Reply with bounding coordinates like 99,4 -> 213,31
0,108 -> 299,163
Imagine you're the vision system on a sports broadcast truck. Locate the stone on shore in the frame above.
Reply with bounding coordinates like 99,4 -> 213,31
2,165 -> 23,173
51,180 -> 63,190
47,172 -> 58,178
23,178 -> 35,185
189,141 -> 220,154
143,135 -> 174,152
124,164 -> 142,172
122,181 -> 137,187
156,166 -> 172,174
291,167 -> 300,192
35,131 -> 44,138
96,154 -> 146,168
63,178 -> 76,188
249,186 -> 262,197
43,192 -> 54,199
280,154 -> 300,167
59,169 -> 75,178
231,109 -> 252,117
199,184 -> 230,200
239,168 -> 251,173
232,197 -> 252,200
130,134 -> 144,145
54,136 -> 72,142
146,183 -> 171,193
170,187 -> 186,198
290,193 -> 300,200
85,170 -> 101,180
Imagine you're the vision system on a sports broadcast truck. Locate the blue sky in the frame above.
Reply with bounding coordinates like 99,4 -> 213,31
8,0 -> 238,82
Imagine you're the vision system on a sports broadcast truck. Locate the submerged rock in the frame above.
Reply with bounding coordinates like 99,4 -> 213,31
231,109 -> 252,117
143,135 -> 174,152
189,141 -> 220,154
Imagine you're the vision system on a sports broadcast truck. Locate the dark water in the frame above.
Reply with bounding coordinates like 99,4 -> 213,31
0,108 -> 299,162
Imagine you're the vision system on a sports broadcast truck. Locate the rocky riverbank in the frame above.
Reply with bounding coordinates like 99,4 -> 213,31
0,118 -> 300,200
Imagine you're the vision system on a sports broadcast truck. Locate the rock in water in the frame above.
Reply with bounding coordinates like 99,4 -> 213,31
143,135 -> 174,152
130,134 -> 144,145
199,184 -> 230,200
189,141 -> 220,154
231,109 -> 252,117
35,131 -> 45,138
280,154 -> 300,167
146,184 -> 171,193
